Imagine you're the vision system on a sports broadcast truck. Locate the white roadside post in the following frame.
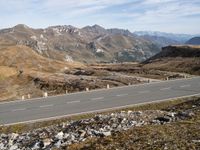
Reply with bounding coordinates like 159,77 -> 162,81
27,94 -> 31,99
21,95 -> 25,100
44,92 -> 48,98
107,84 -> 110,89
86,88 -> 89,92
66,90 -> 68,94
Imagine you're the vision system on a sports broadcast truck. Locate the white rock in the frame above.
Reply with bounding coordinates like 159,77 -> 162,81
102,131 -> 111,136
65,55 -> 73,62
96,49 -> 104,53
55,132 -> 64,140
40,34 -> 44,39
32,142 -> 40,150
0,143 -> 6,150
127,110 -> 132,115
54,140 -> 61,148
9,144 -> 18,150
168,112 -> 176,117
43,138 -> 51,148
63,133 -> 70,139
130,121 -> 137,126
30,35 -> 37,40
10,133 -> 18,140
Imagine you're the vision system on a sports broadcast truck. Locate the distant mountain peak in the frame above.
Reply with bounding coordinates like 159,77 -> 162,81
107,28 -> 133,37
82,24 -> 105,30
134,31 -> 195,43
14,24 -> 30,29
92,24 -> 104,28
47,25 -> 76,29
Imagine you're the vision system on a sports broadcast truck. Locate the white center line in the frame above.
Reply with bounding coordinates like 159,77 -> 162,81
40,104 -> 53,108
67,100 -> 80,104
91,97 -> 104,101
138,90 -> 150,94
12,108 -> 26,112
116,93 -> 128,97
180,84 -> 191,88
160,87 -> 171,91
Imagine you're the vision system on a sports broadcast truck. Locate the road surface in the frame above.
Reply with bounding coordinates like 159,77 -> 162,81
0,77 -> 200,125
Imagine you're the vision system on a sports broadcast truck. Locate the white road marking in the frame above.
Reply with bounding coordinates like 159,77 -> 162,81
116,93 -> 128,97
180,84 -> 191,88
12,108 -> 26,112
160,87 -> 171,91
4,93 -> 200,126
67,101 -> 80,104
0,77 -> 198,105
40,104 -> 53,108
139,90 -> 150,94
91,97 -> 104,101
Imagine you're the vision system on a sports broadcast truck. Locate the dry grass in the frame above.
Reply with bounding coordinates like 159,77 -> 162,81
69,120 -> 200,150
68,97 -> 200,150
0,45 -> 84,72
143,57 -> 200,75
0,45 -> 85,101
0,66 -> 17,77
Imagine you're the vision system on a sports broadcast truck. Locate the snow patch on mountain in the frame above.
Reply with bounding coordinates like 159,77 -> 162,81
65,55 -> 73,62
96,49 -> 104,53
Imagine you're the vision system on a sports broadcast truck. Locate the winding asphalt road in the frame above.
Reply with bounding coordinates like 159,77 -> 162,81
0,77 -> 200,125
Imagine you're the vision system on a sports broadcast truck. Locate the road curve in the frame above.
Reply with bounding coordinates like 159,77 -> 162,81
0,77 -> 200,125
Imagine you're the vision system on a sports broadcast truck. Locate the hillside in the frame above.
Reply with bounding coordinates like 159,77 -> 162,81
0,45 -> 82,72
186,37 -> 200,45
143,45 -> 200,75
0,24 -> 160,63
0,45 -> 84,101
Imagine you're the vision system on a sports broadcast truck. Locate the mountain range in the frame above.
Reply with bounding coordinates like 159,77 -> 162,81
134,31 -> 195,43
0,24 -> 161,63
0,24 -> 198,64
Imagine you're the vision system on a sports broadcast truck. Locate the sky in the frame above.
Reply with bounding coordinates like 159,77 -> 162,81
0,0 -> 200,34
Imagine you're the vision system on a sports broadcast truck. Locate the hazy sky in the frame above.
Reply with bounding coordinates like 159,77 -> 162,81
0,0 -> 200,34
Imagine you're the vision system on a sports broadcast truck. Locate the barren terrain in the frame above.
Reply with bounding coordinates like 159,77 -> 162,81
0,45 -> 199,102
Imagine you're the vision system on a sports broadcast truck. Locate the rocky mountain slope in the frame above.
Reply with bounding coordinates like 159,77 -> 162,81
0,44 -> 84,101
143,45 -> 200,75
185,37 -> 200,45
0,24 -> 160,63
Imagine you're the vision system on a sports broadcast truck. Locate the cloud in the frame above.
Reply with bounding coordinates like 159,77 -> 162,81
0,0 -> 199,34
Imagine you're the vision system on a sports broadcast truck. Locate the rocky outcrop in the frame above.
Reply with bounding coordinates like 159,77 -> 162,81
0,109 -> 188,149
